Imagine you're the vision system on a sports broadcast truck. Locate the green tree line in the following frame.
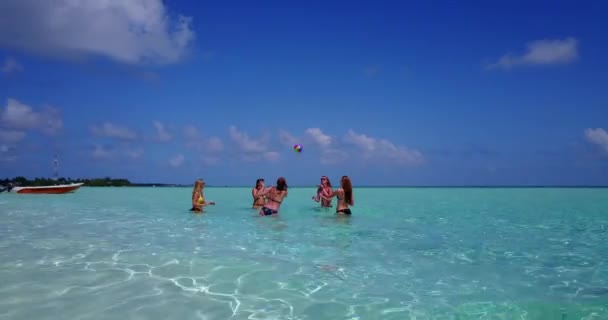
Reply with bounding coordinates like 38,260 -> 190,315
1,177 -> 132,187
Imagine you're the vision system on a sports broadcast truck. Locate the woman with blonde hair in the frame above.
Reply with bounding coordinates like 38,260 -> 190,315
190,179 -> 215,212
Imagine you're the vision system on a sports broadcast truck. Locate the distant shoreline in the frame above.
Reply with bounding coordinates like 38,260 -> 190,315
4,177 -> 607,189
97,185 -> 608,188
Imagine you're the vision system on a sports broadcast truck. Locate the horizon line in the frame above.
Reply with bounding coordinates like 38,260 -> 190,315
124,184 -> 608,188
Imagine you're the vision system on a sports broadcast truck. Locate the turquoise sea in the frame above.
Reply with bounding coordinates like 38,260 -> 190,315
1,187 -> 607,319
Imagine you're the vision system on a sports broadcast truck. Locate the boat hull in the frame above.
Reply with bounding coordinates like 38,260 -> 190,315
11,183 -> 84,194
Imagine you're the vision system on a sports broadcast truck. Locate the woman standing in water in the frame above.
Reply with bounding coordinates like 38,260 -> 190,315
256,177 -> 288,216
321,176 -> 354,215
312,175 -> 333,207
190,179 -> 215,212
252,178 -> 266,209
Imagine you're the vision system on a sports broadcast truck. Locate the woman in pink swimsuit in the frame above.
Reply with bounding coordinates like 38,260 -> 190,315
312,175 -> 333,207
321,176 -> 354,215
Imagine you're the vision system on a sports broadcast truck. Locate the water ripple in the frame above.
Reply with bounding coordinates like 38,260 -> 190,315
1,187 -> 607,319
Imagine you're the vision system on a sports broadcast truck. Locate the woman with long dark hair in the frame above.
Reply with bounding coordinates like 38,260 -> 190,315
321,176 -> 354,215
256,177 -> 288,216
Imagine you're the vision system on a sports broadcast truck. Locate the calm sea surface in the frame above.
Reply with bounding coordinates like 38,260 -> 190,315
1,187 -> 607,319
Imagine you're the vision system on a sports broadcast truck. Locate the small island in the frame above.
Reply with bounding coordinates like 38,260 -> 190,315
1,177 -> 180,187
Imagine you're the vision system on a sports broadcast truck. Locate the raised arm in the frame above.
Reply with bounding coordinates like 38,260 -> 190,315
257,186 -> 273,196
321,187 -> 333,197
320,188 -> 340,201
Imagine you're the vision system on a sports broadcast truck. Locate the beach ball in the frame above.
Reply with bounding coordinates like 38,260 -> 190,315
293,144 -> 303,153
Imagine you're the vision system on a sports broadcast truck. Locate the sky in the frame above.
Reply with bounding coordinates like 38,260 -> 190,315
0,0 -> 607,186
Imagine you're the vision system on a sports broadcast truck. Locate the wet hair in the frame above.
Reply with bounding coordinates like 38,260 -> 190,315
341,176 -> 353,205
255,178 -> 264,188
276,177 -> 287,191
321,176 -> 332,188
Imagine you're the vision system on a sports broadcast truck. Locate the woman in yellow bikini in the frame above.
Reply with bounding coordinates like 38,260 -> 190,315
190,179 -> 215,212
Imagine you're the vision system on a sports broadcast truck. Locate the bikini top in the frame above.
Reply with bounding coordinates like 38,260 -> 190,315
267,188 -> 284,204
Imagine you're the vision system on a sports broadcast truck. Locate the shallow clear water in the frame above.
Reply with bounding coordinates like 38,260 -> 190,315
1,187 -> 608,319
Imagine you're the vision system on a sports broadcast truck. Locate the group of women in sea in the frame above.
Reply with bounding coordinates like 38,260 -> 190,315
190,175 -> 354,216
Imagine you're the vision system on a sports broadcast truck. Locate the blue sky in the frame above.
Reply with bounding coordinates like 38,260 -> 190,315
1,0 -> 607,186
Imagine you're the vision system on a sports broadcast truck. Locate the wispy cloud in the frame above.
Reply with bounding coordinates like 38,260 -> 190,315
91,145 -> 114,160
278,129 -> 299,147
344,129 -> 424,165
228,125 -> 279,162
305,128 -> 332,148
278,127 -> 423,166
183,125 -> 224,153
1,57 -> 23,75
0,0 -> 195,65
0,98 -> 63,135
487,37 -> 579,70
584,128 -> 608,155
169,154 -> 185,167
90,144 -> 143,161
153,121 -> 172,142
91,122 -> 138,140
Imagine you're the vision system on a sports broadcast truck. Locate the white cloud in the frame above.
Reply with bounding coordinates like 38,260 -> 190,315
489,37 -> 578,70
91,145 -> 113,160
183,125 -> 200,141
279,129 -> 299,147
228,126 -> 280,162
91,122 -> 137,140
345,130 -> 376,151
90,144 -> 143,161
278,128 -> 422,166
202,156 -> 220,166
0,0 -> 195,65
206,137 -> 224,153
228,125 -> 270,153
320,149 -> 349,165
345,129 -> 424,165
1,57 -> 23,74
183,125 -> 224,152
0,98 -> 63,135
305,128 -> 332,148
584,128 -> 608,155
153,121 -> 172,142
125,147 -> 144,159
279,128 -> 346,164
169,154 -> 185,167
264,151 -> 280,161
